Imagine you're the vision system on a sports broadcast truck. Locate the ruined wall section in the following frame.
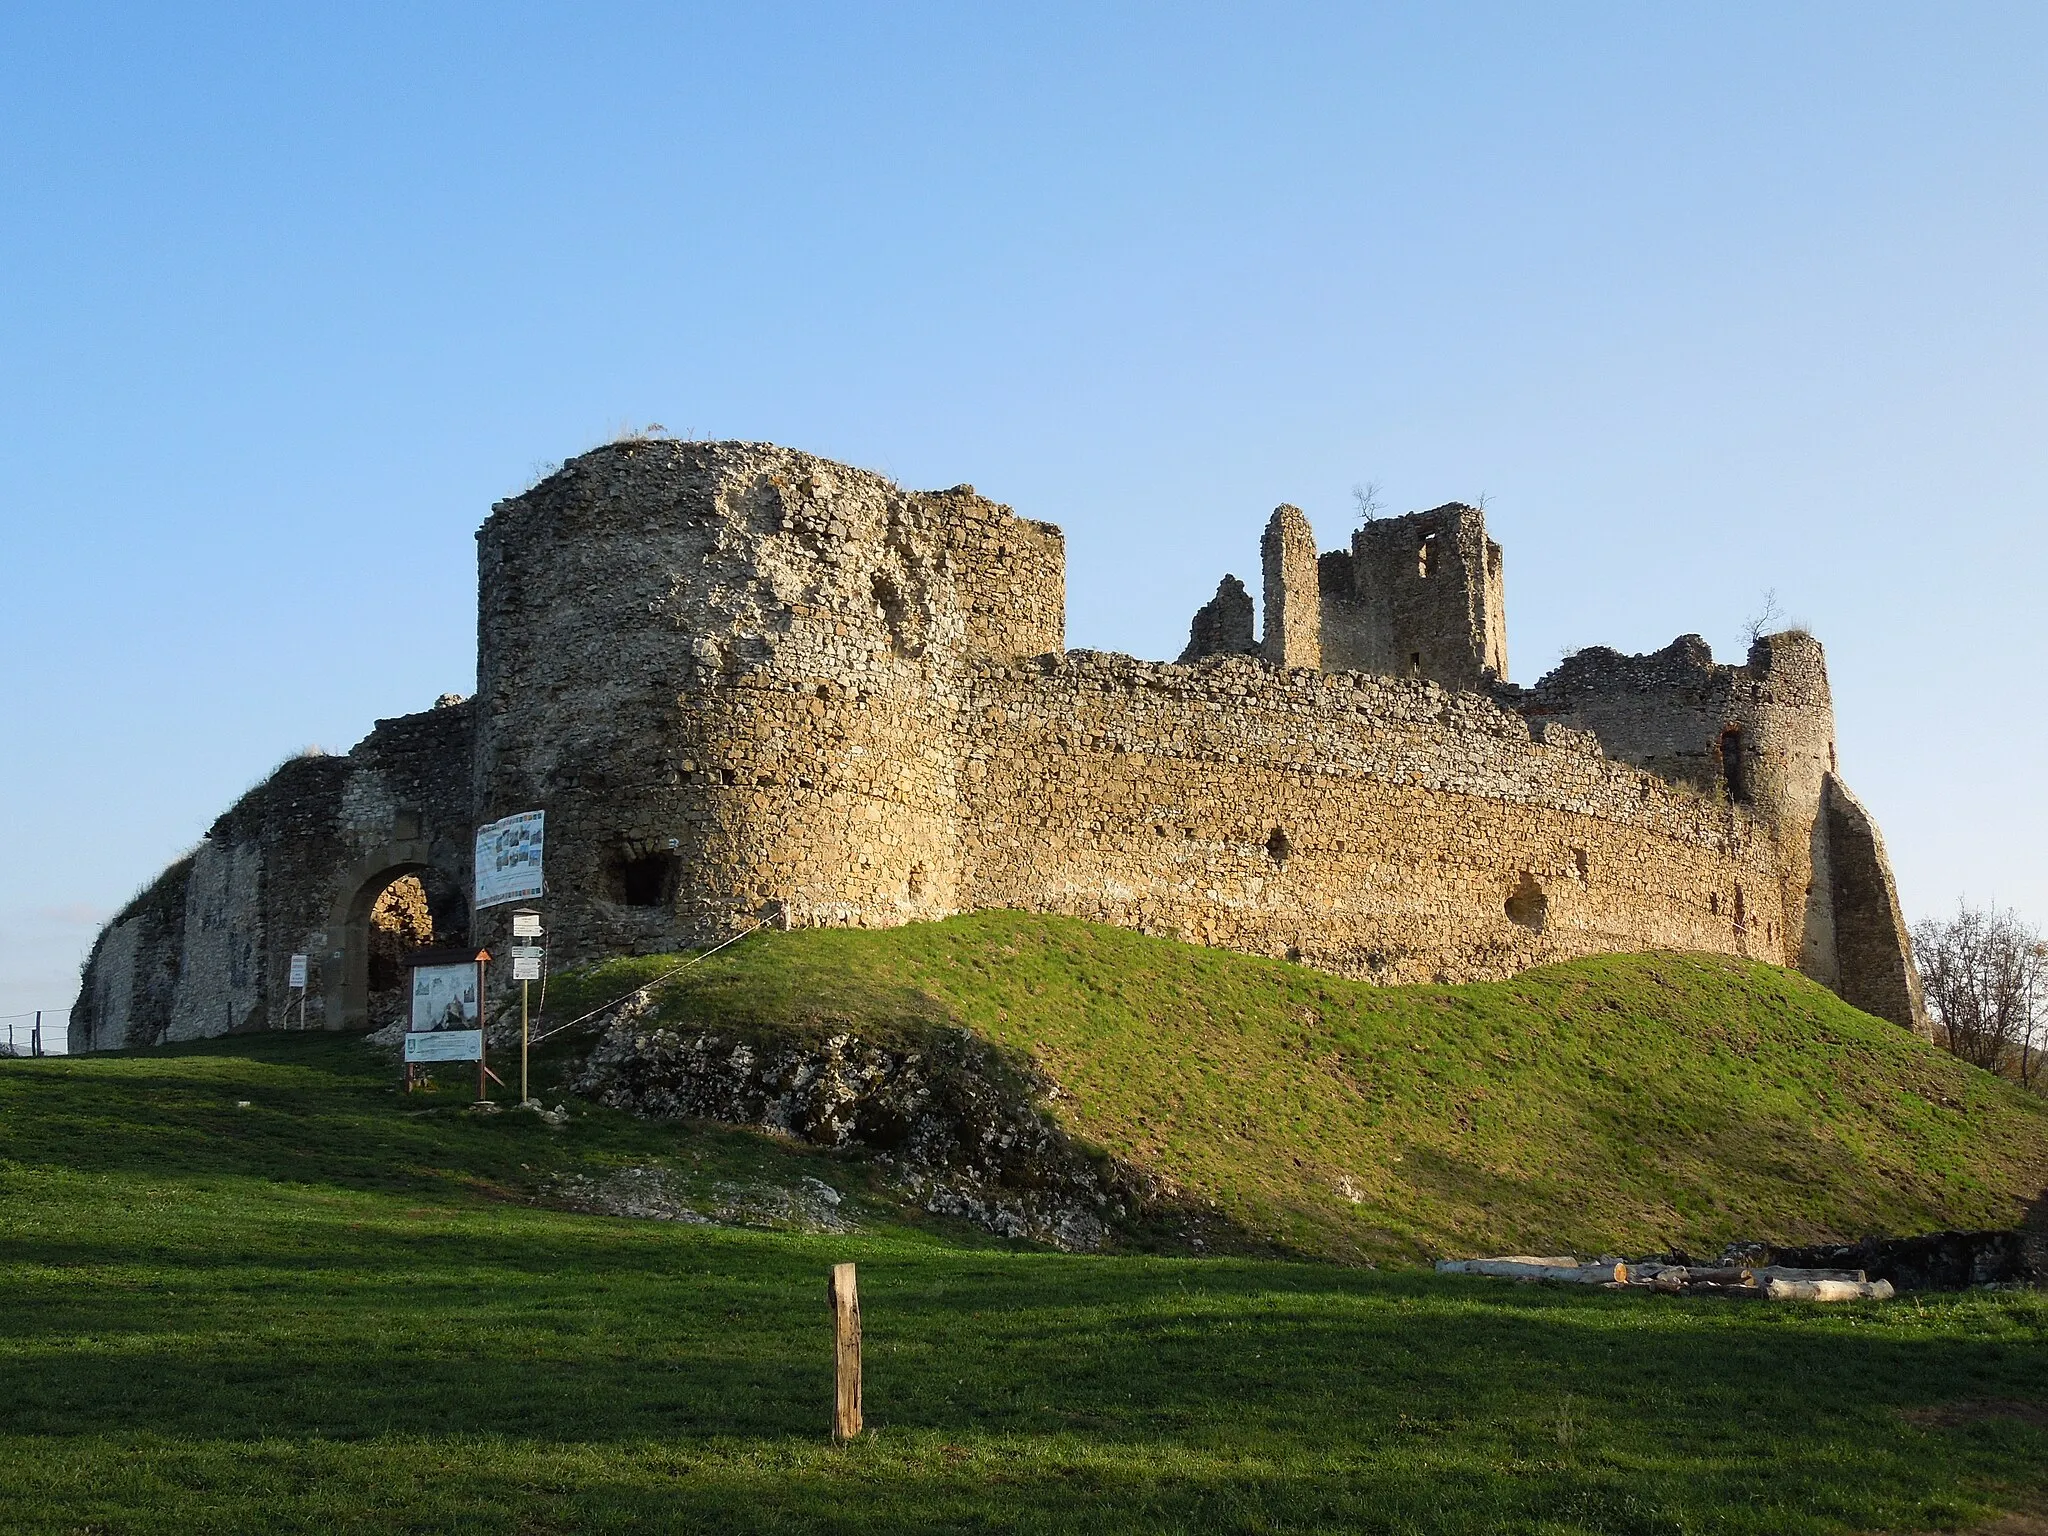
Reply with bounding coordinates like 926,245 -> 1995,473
1517,631 -> 1841,991
1179,575 -> 1257,662
1825,777 -> 1930,1036
1332,505 -> 1507,688
919,484 -> 1064,660
1260,505 -> 1322,668
70,853 -> 195,1052
70,701 -> 476,1049
473,442 -> 1063,974
956,652 -> 1785,985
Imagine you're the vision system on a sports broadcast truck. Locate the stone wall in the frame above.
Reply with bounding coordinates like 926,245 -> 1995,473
1317,505 -> 1507,688
1514,630 -> 1853,1007
71,700 -> 474,1050
957,652 -> 1785,984
75,438 -> 1925,1047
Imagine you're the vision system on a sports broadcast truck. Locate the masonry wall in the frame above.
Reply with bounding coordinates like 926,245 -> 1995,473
471,442 -> 1064,969
958,652 -> 1786,984
1516,631 -> 1844,993
70,701 -> 474,1049
1322,505 -> 1507,688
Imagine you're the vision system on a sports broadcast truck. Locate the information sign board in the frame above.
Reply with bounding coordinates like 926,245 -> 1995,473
409,962 -> 480,1033
511,957 -> 541,981
474,812 -> 545,909
511,910 -> 543,938
288,954 -> 308,989
405,1029 -> 484,1063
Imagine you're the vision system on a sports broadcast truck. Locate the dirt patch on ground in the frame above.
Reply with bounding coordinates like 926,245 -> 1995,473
1902,1400 -> 2048,1430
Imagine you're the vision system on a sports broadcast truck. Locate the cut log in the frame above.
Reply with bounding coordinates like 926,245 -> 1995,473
1764,1277 -> 1895,1303
1436,1259 -> 1628,1284
1684,1281 -> 1764,1299
1752,1265 -> 1867,1284
1681,1267 -> 1754,1286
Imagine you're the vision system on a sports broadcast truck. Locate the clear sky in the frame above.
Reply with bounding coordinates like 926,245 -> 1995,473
3,3 -> 2044,1047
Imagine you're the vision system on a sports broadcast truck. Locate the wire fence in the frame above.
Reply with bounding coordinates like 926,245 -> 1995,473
0,1009 -> 67,1057
526,910 -> 775,1048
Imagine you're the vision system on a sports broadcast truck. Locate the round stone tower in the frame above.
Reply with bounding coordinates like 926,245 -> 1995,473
472,440 -> 982,967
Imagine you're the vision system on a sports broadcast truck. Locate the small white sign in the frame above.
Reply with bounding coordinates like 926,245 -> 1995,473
405,1029 -> 483,1063
475,812 -> 546,910
511,956 -> 542,981
509,945 -> 544,962
288,954 -> 308,989
511,910 -> 543,937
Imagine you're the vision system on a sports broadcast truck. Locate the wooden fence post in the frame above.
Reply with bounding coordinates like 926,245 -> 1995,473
829,1262 -> 862,1442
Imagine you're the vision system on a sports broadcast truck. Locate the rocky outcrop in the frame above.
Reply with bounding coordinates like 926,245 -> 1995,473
572,1019 -> 1130,1250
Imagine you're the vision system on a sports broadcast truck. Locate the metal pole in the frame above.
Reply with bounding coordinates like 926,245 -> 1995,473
34,1011 -> 42,1058
520,978 -> 530,1104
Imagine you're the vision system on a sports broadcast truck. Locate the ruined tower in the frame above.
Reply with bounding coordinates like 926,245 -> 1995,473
471,441 -> 1063,964
1260,505 -> 1322,668
1318,504 -> 1507,688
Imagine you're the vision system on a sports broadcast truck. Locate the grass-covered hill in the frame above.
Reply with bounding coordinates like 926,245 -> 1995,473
3,927 -> 2047,1534
557,912 -> 2048,1263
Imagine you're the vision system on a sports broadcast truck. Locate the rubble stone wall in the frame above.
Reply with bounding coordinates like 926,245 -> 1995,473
958,652 -> 1787,983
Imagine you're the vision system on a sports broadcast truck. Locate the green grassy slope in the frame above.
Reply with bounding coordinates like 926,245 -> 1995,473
557,912 -> 2048,1263
2,1034 -> 2046,1534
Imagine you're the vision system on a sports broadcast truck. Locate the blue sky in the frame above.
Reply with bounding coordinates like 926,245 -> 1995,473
3,2 -> 2044,1045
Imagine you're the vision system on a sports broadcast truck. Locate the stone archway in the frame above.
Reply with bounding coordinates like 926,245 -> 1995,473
320,842 -> 470,1032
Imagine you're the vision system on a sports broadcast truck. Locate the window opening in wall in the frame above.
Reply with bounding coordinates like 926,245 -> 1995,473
1572,848 -> 1589,882
1265,827 -> 1291,865
1418,532 -> 1439,578
1733,884 -> 1747,933
607,849 -> 680,908
1408,652 -> 1422,677
907,863 -> 928,899
1504,871 -> 1547,932
1719,727 -> 1747,802
1709,891 -> 1721,917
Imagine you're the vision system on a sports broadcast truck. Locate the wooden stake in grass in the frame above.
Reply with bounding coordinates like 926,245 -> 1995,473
828,1262 -> 862,1442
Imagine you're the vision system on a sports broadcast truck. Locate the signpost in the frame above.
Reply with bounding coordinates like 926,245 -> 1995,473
509,909 -> 543,1104
288,953 -> 308,1030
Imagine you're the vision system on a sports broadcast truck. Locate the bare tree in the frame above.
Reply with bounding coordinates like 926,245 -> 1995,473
1352,481 -> 1384,526
1912,902 -> 2048,1087
1744,589 -> 1785,646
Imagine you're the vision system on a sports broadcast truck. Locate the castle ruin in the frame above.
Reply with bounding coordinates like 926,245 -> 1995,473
72,439 -> 1926,1049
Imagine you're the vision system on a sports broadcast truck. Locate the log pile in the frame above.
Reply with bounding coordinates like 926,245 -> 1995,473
1434,1254 -> 1896,1302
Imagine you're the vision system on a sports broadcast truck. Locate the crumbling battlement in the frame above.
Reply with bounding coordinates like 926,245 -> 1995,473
74,440 -> 1926,1052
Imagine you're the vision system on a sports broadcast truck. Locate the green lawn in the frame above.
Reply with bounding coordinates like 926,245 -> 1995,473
558,913 -> 2048,1263
4,1013 -> 2046,1533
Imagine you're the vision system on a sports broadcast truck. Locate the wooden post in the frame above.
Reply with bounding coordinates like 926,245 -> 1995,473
520,978 -> 530,1104
829,1262 -> 861,1442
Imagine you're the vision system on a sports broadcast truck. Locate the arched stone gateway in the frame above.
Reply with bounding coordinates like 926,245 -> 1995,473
320,843 -> 471,1034
74,439 -> 1927,1051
